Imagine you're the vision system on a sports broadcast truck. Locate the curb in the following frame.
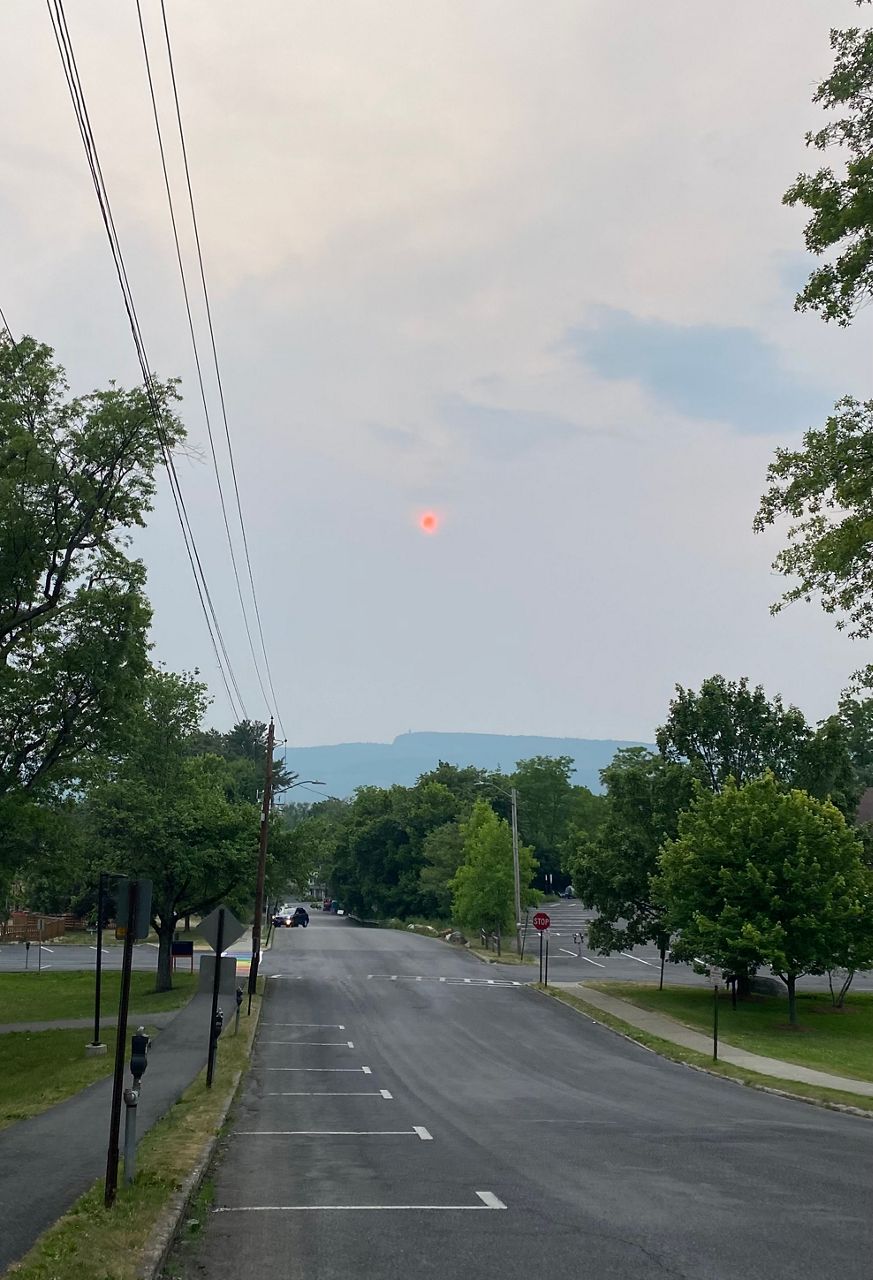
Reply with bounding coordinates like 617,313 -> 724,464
537,986 -> 873,1122
136,997 -> 264,1279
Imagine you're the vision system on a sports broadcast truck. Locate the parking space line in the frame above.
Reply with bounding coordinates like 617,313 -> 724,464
263,1067 -> 371,1073
559,948 -> 577,958
380,1089 -> 393,1099
580,955 -> 605,967
412,1126 -> 433,1141
215,1191 -> 507,1213
236,1130 -> 430,1138
265,1092 -> 388,1097
259,1041 -> 353,1047
621,952 -> 655,966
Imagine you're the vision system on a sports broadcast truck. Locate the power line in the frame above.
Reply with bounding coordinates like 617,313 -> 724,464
46,0 -> 248,723
158,0 -> 288,742
133,0 -> 274,721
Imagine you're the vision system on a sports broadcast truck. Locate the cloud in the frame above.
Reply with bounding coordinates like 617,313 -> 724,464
566,307 -> 835,434
437,394 -> 580,459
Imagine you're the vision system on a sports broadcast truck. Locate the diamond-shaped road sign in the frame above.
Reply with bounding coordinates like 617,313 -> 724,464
195,906 -> 245,954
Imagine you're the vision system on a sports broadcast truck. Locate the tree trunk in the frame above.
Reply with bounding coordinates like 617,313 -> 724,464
786,973 -> 798,1026
155,917 -> 178,993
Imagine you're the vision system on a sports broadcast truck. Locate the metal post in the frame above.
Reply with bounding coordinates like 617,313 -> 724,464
37,918 -> 43,972
105,881 -> 138,1208
93,872 -> 105,1046
123,1088 -> 138,1184
207,907 -> 225,1088
713,983 -> 719,1061
659,946 -> 666,992
539,930 -> 544,984
544,935 -> 549,988
510,787 -> 521,955
249,719 -> 274,1013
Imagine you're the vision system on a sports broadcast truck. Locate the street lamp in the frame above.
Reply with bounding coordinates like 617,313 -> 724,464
476,781 -> 522,955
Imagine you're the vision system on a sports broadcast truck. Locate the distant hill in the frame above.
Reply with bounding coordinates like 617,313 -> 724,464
281,731 -> 652,799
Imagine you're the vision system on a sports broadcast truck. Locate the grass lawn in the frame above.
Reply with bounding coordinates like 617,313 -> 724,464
543,987 -> 873,1114
9,992 -> 262,1280
588,982 -> 873,1083
0,971 -> 198,1024
0,1026 -> 155,1130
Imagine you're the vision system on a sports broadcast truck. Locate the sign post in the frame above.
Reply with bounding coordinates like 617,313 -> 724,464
196,906 -> 245,1088
711,967 -> 722,1061
533,912 -> 550,985
104,877 -> 152,1208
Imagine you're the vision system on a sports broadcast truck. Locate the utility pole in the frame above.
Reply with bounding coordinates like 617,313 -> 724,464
510,787 -> 522,955
248,718 -> 274,1011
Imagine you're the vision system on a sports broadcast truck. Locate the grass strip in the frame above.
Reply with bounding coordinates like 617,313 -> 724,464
584,982 -> 873,1083
0,972 -> 198,1024
0,1027 -> 155,1131
540,986 -> 873,1117
6,989 -> 262,1280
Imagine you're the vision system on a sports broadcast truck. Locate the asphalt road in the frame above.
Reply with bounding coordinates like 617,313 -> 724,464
167,913 -> 873,1280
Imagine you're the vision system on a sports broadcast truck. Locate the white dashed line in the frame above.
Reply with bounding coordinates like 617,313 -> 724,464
621,952 -> 655,966
413,1126 -> 433,1141
362,1066 -> 372,1075
580,955 -> 605,967
215,1191 -> 507,1213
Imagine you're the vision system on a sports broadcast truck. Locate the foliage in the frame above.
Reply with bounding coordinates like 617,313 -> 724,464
511,755 -> 575,886
87,670 -> 259,990
755,399 -> 873,662
450,800 -> 537,936
656,674 -> 858,813
783,4 -> 873,326
189,719 -> 297,805
566,748 -> 697,953
0,335 -> 182,800
419,822 -> 465,918
656,774 -> 872,1024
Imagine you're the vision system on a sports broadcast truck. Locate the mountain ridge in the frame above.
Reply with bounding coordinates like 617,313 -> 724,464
280,731 -> 652,799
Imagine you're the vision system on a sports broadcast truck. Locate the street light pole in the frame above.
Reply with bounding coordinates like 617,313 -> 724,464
248,718 -> 274,1012
510,787 -> 522,954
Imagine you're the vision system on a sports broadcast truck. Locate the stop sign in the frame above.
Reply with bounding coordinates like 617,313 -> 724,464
532,911 -> 551,932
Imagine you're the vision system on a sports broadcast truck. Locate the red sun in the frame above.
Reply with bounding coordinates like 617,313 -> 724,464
419,511 -> 439,534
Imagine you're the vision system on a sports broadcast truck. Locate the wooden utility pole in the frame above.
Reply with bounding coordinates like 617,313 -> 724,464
248,717 -> 274,1010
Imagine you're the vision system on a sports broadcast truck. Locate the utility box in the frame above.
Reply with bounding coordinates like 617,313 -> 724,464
198,955 -> 238,996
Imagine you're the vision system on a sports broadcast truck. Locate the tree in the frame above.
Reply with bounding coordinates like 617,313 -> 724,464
419,822 -> 465,918
0,335 -> 182,801
656,774 -> 871,1024
566,748 -> 697,964
190,719 -> 297,804
511,755 -> 576,888
87,669 -> 258,990
450,799 -> 537,937
755,398 -> 873,666
783,4 -> 873,326
835,694 -> 873,790
656,676 -> 811,791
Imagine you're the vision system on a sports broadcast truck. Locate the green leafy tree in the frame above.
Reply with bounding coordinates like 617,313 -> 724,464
656,774 -> 872,1024
419,821 -> 465,918
783,3 -> 873,326
0,335 -> 181,803
566,748 -> 696,962
450,799 -> 537,937
87,669 -> 258,990
511,755 -> 576,888
836,694 -> 873,790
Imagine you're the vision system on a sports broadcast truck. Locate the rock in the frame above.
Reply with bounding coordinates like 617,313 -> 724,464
447,931 -> 467,945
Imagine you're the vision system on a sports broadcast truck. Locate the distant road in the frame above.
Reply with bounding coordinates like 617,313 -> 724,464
170,913 -> 873,1280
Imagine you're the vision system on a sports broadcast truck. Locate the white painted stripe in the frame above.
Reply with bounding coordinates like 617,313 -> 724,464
621,951 -> 655,966
237,1130 -> 425,1138
267,1023 -> 345,1029
260,1041 -> 352,1046
265,1092 -> 384,1097
487,979 -> 495,985
464,978 -> 471,984
415,976 -> 422,981
263,1068 -> 369,1073
580,955 -> 605,967
40,946 -> 54,953
362,1066 -> 372,1075
215,1193 -> 507,1213
559,948 -> 577,957
413,1126 -> 433,1141
439,977 -> 446,983
476,1191 -> 507,1209
380,1089 -> 393,1100
390,975 -> 398,981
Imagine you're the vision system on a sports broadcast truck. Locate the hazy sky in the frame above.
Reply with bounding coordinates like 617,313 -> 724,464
4,1 -> 871,745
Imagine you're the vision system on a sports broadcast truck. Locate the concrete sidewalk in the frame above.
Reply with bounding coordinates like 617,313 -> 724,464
557,981 -> 873,1098
0,992 -> 231,1272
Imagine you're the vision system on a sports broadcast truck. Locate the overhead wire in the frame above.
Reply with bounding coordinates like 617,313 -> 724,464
133,0 -> 274,721
157,0 -> 288,742
46,0 -> 248,723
